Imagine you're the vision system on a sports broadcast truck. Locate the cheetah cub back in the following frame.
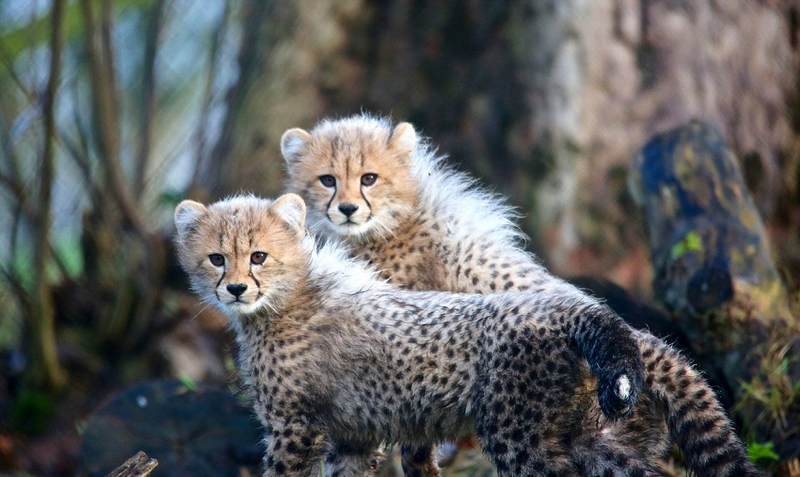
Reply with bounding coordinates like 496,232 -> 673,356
175,194 -> 655,477
282,115 -> 763,477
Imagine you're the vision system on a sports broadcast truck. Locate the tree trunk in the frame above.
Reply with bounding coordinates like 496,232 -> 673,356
200,0 -> 799,290
203,0 -> 370,198
29,0 -> 67,391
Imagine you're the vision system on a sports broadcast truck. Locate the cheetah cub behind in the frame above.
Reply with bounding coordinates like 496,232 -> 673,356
175,194 -> 648,477
282,114 -> 762,477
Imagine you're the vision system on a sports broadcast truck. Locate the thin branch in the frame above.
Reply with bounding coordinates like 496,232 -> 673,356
0,41 -> 38,104
80,0 -> 147,233
0,172 -> 26,203
0,57 -> 32,200
24,0 -> 43,92
0,263 -> 30,312
204,0 -> 272,196
79,0 -> 166,349
134,0 -> 166,200
9,201 -> 24,273
0,47 -> 101,205
190,0 -> 231,191
0,111 -> 36,223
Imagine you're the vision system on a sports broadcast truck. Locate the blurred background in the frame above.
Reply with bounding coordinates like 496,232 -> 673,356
0,0 -> 798,475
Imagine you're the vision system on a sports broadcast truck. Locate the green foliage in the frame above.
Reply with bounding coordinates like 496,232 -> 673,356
670,230 -> 703,260
9,246 -> 34,292
0,0 -> 157,62
735,343 -> 800,435
178,372 -> 199,392
52,233 -> 83,279
10,389 -> 54,436
75,418 -> 89,436
746,440 -> 780,463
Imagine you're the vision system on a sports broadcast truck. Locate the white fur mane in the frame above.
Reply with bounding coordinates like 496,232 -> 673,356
303,234 -> 389,296
409,134 -> 529,250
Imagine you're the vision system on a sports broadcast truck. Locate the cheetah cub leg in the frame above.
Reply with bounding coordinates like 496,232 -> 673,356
264,422 -> 328,477
323,448 -> 384,477
400,444 -> 440,477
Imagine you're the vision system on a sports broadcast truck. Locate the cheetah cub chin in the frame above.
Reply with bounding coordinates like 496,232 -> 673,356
175,194 -> 651,477
282,114 -> 763,477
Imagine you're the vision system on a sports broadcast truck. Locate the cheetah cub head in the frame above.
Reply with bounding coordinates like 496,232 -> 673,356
174,194 -> 308,319
281,115 -> 419,241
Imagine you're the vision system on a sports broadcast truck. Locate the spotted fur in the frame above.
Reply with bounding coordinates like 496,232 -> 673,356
282,114 -> 762,477
175,195 -> 649,477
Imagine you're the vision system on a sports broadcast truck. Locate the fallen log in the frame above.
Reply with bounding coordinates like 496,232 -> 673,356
630,120 -> 800,460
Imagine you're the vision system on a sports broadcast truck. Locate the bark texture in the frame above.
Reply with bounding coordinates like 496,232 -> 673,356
204,1 -> 799,294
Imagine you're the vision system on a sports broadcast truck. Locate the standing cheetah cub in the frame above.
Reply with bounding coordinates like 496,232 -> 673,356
281,114 -> 762,477
175,194 -> 649,477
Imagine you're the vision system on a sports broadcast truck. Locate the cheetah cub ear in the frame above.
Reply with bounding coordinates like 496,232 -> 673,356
272,193 -> 307,236
281,128 -> 313,165
389,122 -> 417,160
174,200 -> 207,239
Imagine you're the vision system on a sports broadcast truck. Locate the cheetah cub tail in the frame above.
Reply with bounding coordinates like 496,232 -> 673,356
576,305 -> 645,420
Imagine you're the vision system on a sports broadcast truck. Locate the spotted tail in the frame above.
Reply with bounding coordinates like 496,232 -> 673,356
635,330 -> 763,477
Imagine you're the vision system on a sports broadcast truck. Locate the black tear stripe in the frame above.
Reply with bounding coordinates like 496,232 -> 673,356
250,269 -> 261,289
215,270 -> 226,301
325,187 -> 337,222
360,187 -> 373,221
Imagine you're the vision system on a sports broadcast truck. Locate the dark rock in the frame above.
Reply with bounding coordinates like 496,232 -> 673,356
78,380 -> 262,477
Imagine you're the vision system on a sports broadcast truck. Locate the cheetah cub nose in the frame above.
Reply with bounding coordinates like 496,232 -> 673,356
616,375 -> 631,401
339,203 -> 359,217
227,283 -> 247,297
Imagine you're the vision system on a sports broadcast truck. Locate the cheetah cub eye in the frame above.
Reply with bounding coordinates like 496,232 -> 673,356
320,175 -> 336,188
361,173 -> 378,186
251,251 -> 267,265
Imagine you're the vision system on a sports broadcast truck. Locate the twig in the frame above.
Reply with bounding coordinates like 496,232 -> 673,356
105,451 -> 158,477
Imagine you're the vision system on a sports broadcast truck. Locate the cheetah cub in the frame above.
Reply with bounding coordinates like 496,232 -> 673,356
281,114 -> 762,477
175,194 -> 649,477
